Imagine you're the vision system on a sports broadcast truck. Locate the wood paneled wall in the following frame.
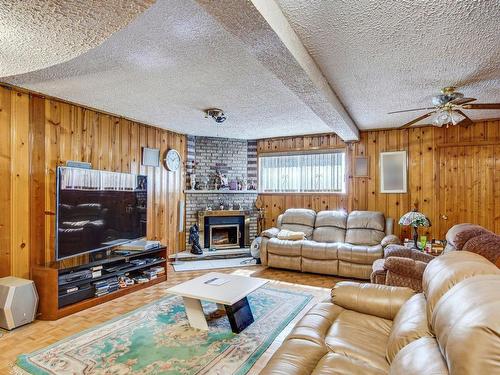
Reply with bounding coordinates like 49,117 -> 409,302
257,120 -> 500,239
0,85 -> 186,278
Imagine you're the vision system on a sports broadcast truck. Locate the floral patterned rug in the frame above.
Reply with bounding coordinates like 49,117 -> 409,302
15,287 -> 312,375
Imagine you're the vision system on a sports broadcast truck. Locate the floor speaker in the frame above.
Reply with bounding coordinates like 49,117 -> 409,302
0,277 -> 39,330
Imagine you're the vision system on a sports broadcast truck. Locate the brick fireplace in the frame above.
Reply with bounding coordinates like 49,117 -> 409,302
184,136 -> 259,249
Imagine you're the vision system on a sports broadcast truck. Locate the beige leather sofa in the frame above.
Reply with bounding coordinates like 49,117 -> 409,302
261,250 -> 500,375
261,209 -> 395,279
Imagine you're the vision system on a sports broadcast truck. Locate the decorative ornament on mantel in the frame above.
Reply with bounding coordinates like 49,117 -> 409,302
188,160 -> 199,190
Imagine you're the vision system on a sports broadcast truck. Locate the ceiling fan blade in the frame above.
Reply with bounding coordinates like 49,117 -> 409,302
455,110 -> 474,126
399,112 -> 434,129
388,107 -> 435,114
450,97 -> 476,105
462,103 -> 500,110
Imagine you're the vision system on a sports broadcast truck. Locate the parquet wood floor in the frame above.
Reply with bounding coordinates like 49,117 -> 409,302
0,265 -> 347,374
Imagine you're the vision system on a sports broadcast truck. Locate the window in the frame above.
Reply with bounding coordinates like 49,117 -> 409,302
259,151 -> 346,193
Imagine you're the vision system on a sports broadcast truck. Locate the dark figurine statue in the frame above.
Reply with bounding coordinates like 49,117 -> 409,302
189,224 -> 203,255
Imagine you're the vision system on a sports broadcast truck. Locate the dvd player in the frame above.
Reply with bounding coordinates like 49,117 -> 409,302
58,269 -> 92,285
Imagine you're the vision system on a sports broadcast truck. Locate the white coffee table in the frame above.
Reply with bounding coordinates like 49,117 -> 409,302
166,272 -> 268,333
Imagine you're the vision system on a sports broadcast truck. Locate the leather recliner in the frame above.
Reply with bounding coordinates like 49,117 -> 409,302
260,250 -> 500,375
261,209 -> 395,279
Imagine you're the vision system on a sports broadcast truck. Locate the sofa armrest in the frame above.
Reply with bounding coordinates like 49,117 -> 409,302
384,245 -> 434,263
384,257 -> 428,279
331,281 -> 415,320
261,227 -> 280,239
260,237 -> 270,265
381,234 -> 401,248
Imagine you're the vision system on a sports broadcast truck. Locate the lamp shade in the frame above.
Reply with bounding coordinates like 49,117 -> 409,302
399,210 -> 430,227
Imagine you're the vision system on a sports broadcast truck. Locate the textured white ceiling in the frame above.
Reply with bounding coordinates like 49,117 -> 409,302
277,0 -> 500,128
3,0 -> 332,139
196,0 -> 359,141
0,0 -> 154,76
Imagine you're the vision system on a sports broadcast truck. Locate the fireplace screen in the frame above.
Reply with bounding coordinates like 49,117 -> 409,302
209,224 -> 240,249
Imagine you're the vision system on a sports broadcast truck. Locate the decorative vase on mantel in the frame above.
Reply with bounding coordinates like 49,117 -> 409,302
189,173 -> 196,190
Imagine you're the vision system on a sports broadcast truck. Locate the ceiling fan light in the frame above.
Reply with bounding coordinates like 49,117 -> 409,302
450,111 -> 464,126
434,110 -> 450,126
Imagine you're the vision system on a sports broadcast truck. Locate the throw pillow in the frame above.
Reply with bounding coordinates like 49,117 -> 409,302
277,229 -> 305,241
261,227 -> 280,239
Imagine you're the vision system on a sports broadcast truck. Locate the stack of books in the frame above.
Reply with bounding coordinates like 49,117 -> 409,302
94,276 -> 119,297
149,266 -> 165,276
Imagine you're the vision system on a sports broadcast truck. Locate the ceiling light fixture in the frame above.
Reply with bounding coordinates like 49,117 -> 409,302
205,108 -> 227,124
433,109 -> 465,128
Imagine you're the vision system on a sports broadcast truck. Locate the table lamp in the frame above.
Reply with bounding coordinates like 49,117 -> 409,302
399,209 -> 430,249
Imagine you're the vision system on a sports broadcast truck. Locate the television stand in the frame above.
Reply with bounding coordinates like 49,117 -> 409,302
32,246 -> 168,320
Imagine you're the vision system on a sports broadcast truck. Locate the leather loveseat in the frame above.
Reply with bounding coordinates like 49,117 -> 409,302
260,209 -> 395,279
261,250 -> 500,374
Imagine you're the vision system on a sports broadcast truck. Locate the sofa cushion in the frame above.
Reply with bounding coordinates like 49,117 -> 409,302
312,353 -> 388,375
281,208 -> 316,239
267,253 -> 301,271
312,210 -> 348,243
325,310 -> 392,372
287,302 -> 344,346
266,238 -> 303,257
302,241 -> 339,260
338,261 -> 373,279
386,293 -> 432,363
432,275 -> 500,375
259,338 -> 328,375
302,258 -> 339,276
422,251 -> 499,318
345,211 -> 386,245
332,282 -> 415,321
389,337 -> 449,375
338,243 -> 383,265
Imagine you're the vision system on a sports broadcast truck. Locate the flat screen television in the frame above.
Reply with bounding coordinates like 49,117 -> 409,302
56,167 -> 148,260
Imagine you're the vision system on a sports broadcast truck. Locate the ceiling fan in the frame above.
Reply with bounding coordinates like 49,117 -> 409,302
388,87 -> 500,129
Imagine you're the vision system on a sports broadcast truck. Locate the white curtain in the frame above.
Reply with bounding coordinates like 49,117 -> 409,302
259,151 -> 345,193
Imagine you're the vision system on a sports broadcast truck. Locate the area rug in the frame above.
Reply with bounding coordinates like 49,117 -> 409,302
172,257 -> 257,272
15,287 -> 312,375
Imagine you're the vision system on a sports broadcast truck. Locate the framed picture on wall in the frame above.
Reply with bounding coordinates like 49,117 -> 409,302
380,151 -> 407,193
353,156 -> 369,177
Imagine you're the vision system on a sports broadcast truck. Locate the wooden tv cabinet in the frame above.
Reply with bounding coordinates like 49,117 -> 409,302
32,246 -> 168,320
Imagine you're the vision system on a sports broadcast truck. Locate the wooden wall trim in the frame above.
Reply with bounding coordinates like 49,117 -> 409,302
10,91 -> 31,278
0,86 -> 12,277
0,86 -> 186,277
257,120 -> 500,239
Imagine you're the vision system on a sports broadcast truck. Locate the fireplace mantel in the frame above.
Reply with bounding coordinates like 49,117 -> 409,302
198,209 -> 253,217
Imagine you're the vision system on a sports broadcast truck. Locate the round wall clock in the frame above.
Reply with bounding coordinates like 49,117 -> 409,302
164,149 -> 181,171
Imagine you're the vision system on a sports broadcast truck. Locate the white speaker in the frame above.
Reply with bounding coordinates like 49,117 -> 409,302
0,277 -> 39,330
